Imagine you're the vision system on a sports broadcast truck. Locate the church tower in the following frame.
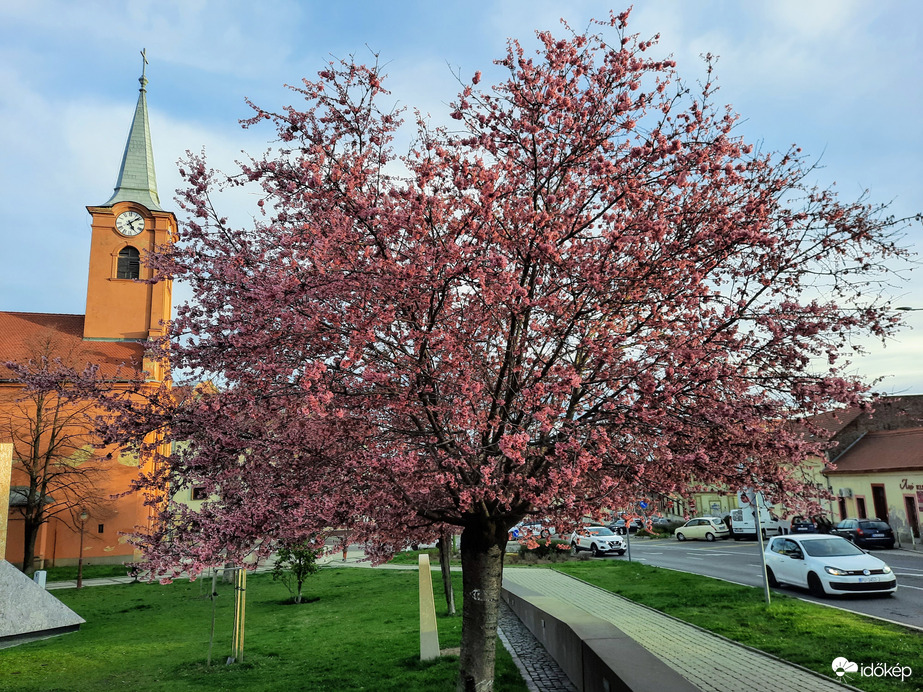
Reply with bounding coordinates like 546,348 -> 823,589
83,52 -> 175,369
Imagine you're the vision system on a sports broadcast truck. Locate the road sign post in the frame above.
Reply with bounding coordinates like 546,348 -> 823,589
753,494 -> 771,605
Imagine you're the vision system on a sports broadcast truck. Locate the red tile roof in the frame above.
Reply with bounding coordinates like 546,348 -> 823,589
827,428 -> 923,474
0,312 -> 144,381
801,407 -> 863,438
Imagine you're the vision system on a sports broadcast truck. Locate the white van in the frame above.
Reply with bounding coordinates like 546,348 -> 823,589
729,505 -> 784,540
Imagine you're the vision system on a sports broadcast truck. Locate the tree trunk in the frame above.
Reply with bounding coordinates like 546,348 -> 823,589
457,518 -> 507,692
21,518 -> 41,575
437,529 -> 456,616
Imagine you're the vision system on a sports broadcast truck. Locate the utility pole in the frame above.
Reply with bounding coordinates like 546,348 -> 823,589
752,494 -> 771,605
76,509 -> 89,588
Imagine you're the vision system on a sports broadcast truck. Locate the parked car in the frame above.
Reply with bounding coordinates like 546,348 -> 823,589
788,514 -> 834,535
789,516 -> 818,533
570,526 -> 626,557
674,517 -> 730,542
608,518 -> 642,535
830,518 -> 895,549
509,521 -> 555,540
764,534 -> 897,597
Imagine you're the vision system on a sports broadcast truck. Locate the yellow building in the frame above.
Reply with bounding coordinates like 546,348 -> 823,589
689,454 -> 829,521
825,427 -> 923,548
688,396 -> 923,548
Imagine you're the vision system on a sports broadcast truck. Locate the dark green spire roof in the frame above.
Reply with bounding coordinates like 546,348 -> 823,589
104,52 -> 162,211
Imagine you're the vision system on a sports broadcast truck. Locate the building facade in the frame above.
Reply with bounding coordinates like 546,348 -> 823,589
685,396 -> 923,548
1,61 -> 174,569
820,397 -> 923,548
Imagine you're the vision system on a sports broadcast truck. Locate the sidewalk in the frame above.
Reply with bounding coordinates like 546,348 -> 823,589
503,568 -> 859,692
320,549 -> 856,691
46,575 -> 134,590
45,561 -> 281,590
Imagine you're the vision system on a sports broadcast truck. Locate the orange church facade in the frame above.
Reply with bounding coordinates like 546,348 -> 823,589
1,64 -> 174,570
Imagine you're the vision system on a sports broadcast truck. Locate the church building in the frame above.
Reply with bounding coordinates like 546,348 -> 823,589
1,58 -> 174,570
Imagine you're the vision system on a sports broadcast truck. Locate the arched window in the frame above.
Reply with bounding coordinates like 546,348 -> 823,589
116,247 -> 140,279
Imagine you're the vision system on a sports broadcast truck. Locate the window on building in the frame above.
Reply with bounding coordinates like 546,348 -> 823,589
116,247 -> 140,279
192,487 -> 208,500
905,496 -> 920,539
856,497 -> 867,519
871,484 -> 888,521
97,524 -> 104,534
837,497 -> 847,521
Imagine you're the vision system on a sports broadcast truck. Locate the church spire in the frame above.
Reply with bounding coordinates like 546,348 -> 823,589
103,49 -> 162,211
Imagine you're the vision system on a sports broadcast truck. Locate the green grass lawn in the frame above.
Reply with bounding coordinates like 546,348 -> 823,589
387,548 -> 447,566
556,560 -> 923,692
0,568 -> 527,692
9,558 -> 922,692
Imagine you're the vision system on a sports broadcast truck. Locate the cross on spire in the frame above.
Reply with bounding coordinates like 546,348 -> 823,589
139,48 -> 149,90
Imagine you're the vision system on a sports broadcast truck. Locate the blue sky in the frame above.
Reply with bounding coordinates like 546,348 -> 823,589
1,0 -> 921,393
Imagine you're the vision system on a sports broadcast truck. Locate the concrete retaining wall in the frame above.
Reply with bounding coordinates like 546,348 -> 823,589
502,580 -> 699,692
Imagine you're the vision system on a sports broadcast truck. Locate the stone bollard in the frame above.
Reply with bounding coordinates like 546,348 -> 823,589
418,554 -> 440,661
0,443 -> 11,559
33,570 -> 47,589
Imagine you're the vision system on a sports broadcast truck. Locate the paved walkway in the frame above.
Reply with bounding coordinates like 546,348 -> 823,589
46,575 -> 134,590
503,568 -> 858,692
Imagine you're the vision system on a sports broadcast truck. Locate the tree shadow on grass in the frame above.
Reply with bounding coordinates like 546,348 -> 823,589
275,595 -> 321,606
399,653 -> 459,671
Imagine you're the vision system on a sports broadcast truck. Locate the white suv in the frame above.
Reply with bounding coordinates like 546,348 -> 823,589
569,526 -> 626,557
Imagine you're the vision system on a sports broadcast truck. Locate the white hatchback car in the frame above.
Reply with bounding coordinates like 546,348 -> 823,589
570,526 -> 626,557
674,517 -> 730,542
764,534 -> 897,597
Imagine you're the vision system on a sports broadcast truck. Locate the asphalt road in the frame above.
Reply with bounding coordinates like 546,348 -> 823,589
608,536 -> 923,630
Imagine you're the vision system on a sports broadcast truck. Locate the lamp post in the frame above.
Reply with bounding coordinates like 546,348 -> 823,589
77,508 -> 88,589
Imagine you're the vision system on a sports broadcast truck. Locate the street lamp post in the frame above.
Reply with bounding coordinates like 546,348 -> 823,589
77,509 -> 88,588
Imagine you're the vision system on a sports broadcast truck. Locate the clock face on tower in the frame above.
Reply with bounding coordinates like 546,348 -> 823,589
116,210 -> 145,236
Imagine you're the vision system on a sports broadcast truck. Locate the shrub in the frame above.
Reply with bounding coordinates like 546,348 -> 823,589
517,538 -> 568,560
270,540 -> 320,603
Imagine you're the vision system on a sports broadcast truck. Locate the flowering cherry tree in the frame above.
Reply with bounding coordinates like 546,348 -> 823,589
101,12 -> 913,691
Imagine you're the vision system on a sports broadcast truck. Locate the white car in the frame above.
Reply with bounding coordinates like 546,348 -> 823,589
570,526 -> 626,557
674,517 -> 730,542
764,534 -> 897,597
509,521 -> 555,540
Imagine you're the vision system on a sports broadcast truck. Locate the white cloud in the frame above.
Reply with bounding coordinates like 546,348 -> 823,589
756,0 -> 867,39
1,0 -> 920,392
